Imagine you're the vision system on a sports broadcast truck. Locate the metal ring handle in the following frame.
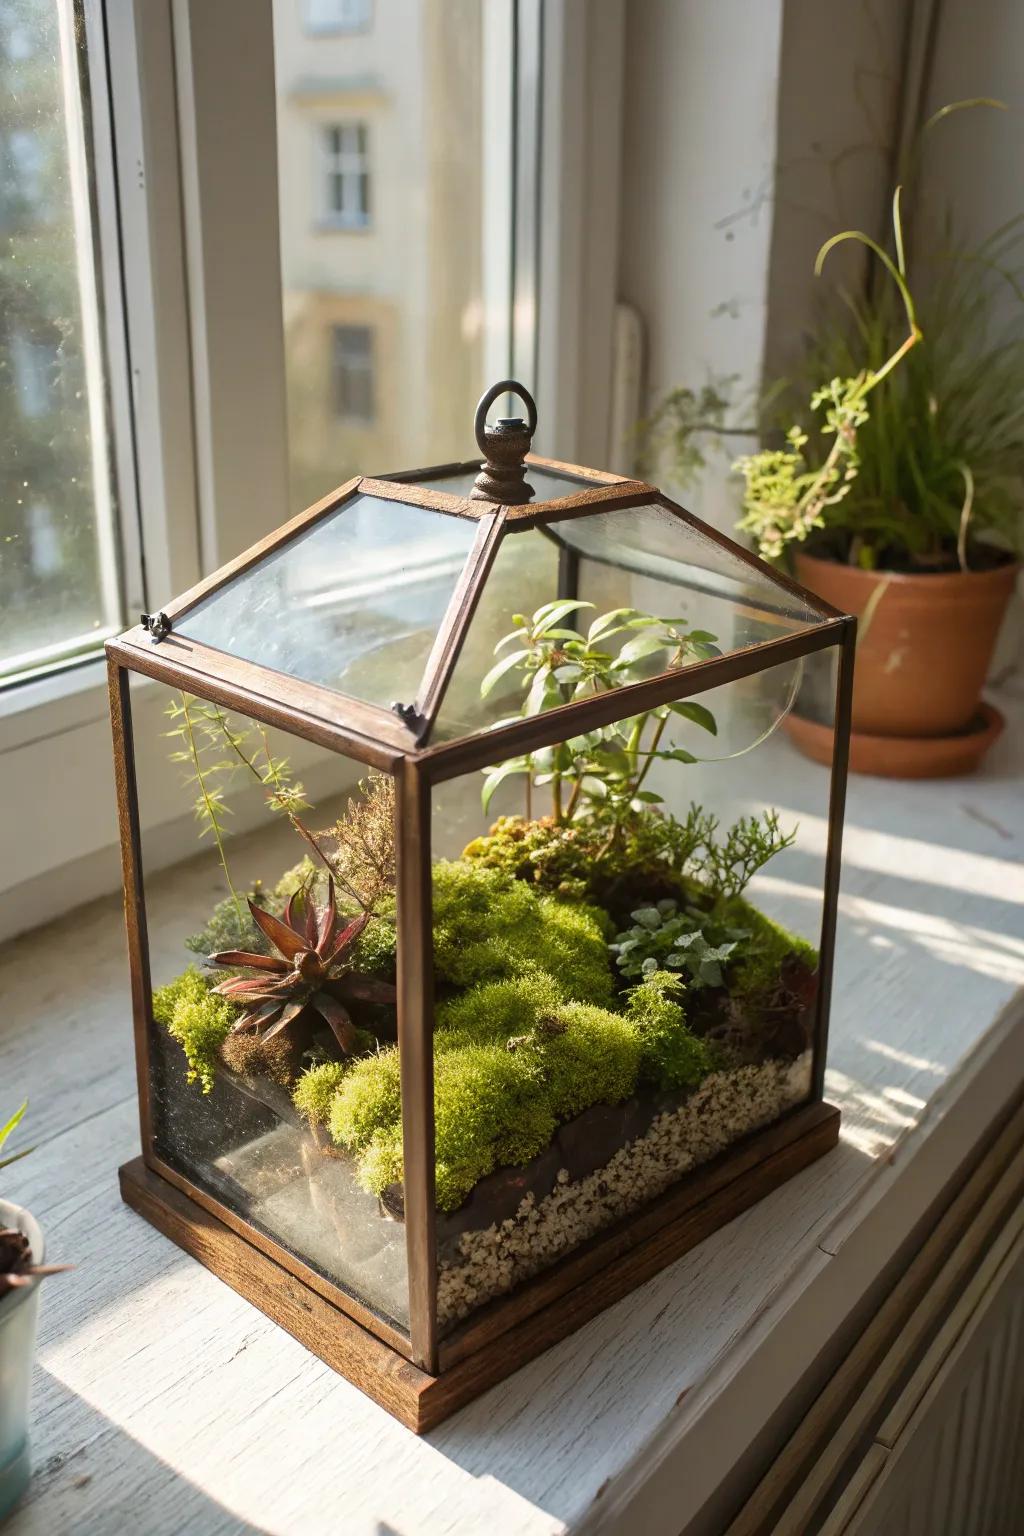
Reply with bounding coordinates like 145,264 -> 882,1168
474,379 -> 538,456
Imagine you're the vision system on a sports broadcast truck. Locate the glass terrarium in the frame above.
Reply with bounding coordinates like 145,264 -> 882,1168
107,380 -> 853,1430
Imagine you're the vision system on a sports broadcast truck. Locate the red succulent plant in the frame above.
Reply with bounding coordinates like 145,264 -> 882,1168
207,880 -> 395,1054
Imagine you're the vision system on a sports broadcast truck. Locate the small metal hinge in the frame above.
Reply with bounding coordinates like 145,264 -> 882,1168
141,610 -> 171,641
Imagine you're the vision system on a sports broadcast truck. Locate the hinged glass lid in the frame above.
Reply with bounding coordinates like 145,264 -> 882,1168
173,489 -> 479,711
146,378 -> 838,744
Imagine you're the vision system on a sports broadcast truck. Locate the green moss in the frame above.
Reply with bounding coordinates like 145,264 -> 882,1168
720,896 -> 818,1000
152,966 -> 238,1093
358,1126 -> 404,1197
339,1038 -> 555,1212
624,971 -> 715,1090
349,911 -> 397,978
432,1044 -> 555,1211
462,811 -> 698,916
183,893 -> 267,959
435,971 -> 564,1048
329,1048 -> 403,1152
273,856 -> 320,903
525,1001 -> 642,1120
431,859 -> 614,1004
292,1061 -> 350,1127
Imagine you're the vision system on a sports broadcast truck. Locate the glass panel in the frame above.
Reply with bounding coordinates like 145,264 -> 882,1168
555,501 -> 823,626
432,525 -> 558,739
139,683 -> 409,1335
433,502 -> 826,742
0,0 -> 122,682
176,494 -> 476,707
273,0 -> 493,510
429,653 -> 831,1334
399,466 -> 610,500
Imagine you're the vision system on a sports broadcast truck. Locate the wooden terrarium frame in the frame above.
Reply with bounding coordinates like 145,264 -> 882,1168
108,380 -> 854,1431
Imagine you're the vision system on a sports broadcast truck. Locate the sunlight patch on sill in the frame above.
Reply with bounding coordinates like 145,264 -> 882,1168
754,807 -> 1024,905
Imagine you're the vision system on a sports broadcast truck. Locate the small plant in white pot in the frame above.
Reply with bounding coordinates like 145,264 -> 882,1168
0,1104 -> 67,1519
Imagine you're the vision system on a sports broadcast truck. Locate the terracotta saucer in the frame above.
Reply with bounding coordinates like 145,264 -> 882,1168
785,702 -> 1005,779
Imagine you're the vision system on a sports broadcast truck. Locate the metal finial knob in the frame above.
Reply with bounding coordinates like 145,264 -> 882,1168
470,379 -> 538,505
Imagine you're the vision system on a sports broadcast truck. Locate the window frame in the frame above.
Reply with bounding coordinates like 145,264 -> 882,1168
0,0 -> 627,940
0,0 -> 147,701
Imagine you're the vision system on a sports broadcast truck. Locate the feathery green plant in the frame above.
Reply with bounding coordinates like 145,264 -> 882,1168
480,599 -> 720,832
165,695 -> 320,922
734,188 -> 922,560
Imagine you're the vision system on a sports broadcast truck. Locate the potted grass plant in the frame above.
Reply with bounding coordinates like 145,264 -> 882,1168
1,1104 -> 66,1518
645,102 -> 1023,777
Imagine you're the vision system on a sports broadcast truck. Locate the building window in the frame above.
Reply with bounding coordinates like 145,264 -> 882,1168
331,324 -> 374,423
305,0 -> 371,35
320,123 -> 370,228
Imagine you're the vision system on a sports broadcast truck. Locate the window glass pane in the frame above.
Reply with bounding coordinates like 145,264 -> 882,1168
0,0 -> 122,681
273,0 -> 489,511
176,493 -> 477,709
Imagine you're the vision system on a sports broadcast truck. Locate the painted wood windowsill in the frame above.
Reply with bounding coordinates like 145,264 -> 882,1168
2,684 -> 1022,1536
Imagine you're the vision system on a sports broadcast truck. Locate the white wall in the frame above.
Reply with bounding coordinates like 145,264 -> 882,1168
617,0 -> 784,533
919,0 -> 1024,332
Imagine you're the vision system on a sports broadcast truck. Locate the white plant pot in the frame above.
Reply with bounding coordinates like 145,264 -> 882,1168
0,1199 -> 43,1519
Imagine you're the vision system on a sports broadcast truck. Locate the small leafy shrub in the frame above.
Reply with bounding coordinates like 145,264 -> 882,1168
185,891 -> 269,959
480,600 -> 720,831
319,770 -> 397,913
611,900 -> 747,988
694,810 -> 796,903
152,967 -> 238,1092
625,971 -> 716,1090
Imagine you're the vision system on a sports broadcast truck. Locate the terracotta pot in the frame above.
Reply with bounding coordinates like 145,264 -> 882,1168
785,702 -> 1005,779
794,553 -> 1018,737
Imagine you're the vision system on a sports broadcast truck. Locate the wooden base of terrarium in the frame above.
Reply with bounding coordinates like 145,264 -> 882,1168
119,1100 -> 840,1432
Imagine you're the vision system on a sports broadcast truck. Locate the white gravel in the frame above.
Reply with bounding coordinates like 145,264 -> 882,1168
437,1052 -> 813,1327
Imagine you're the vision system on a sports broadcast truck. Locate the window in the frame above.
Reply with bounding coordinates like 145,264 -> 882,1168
0,0 -> 127,684
320,123 -> 370,228
305,0 -> 371,34
331,324 -> 374,422
275,0 -> 499,510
